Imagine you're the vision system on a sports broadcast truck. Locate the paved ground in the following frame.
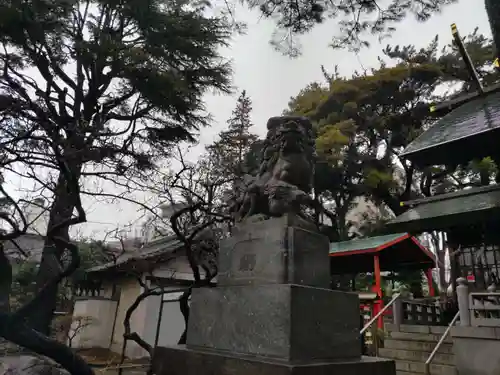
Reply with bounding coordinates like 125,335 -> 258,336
0,354 -> 149,375
95,369 -> 147,375
94,365 -> 149,375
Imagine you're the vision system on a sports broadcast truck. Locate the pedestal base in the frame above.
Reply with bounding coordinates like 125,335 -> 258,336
152,346 -> 396,375
187,284 -> 361,361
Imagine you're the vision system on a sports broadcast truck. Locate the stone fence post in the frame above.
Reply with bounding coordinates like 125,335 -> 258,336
392,285 -> 408,328
456,277 -> 470,326
392,298 -> 403,327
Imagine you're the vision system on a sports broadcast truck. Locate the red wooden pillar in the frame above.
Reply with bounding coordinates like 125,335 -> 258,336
426,268 -> 435,297
373,254 -> 383,329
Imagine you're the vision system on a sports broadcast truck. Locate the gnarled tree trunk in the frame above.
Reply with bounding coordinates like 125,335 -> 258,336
31,163 -> 82,335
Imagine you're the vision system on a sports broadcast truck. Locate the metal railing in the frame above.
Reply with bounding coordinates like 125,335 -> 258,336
424,311 -> 459,375
360,293 -> 401,335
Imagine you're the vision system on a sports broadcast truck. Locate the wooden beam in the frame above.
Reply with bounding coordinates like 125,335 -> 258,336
451,23 -> 484,94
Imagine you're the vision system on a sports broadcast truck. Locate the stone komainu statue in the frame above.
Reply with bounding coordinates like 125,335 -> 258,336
233,116 -> 318,222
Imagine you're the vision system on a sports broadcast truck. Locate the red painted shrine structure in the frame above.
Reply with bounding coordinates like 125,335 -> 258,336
329,233 -> 436,328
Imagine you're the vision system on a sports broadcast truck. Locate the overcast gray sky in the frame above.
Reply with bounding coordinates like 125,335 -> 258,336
6,0 -> 492,239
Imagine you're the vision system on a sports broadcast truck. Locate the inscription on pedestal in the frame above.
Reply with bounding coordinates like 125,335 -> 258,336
225,237 -> 286,285
217,217 -> 330,288
238,253 -> 257,272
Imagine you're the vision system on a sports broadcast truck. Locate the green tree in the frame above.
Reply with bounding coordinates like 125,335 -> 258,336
7,239 -> 109,316
57,240 -> 111,310
393,269 -> 426,297
10,260 -> 38,309
288,62 -> 440,233
70,240 -> 111,285
206,90 -> 259,187
0,0 -> 232,337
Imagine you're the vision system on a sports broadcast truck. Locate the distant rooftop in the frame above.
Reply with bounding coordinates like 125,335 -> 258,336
86,235 -> 183,274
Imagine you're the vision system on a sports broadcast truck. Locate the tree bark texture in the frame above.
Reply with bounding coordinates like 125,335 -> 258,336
31,163 -> 82,335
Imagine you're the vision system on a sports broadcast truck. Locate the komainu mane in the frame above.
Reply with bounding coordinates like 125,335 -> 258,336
233,116 -> 319,222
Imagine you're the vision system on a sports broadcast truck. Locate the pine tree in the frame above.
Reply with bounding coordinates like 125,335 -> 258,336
207,90 -> 259,184
249,0 -> 457,55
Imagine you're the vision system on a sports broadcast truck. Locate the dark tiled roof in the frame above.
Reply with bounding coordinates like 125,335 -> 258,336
402,90 -> 500,158
386,184 -> 500,233
86,235 -> 183,273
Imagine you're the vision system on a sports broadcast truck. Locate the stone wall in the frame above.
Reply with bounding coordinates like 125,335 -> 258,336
70,297 -> 118,349
452,326 -> 500,375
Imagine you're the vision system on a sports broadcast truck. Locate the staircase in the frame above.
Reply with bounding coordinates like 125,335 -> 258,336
380,323 -> 457,375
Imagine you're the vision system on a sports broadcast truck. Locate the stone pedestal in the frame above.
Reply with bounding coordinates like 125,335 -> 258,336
217,216 -> 331,288
151,216 -> 395,375
187,284 -> 360,361
152,346 -> 394,375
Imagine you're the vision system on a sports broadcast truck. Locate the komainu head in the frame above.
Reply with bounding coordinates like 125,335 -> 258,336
258,116 -> 316,192
265,116 -> 315,157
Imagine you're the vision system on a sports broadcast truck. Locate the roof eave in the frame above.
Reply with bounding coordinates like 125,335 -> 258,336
329,233 -> 410,257
384,185 -> 500,234
402,127 -> 500,165
86,244 -> 184,275
401,88 -> 500,167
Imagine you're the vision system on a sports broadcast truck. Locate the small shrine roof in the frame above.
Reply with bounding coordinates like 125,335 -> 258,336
329,233 -> 434,274
330,233 -> 408,254
401,90 -> 500,167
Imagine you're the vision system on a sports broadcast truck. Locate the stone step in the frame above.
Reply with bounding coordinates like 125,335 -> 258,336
385,323 -> 447,335
395,360 -> 457,375
388,331 -> 452,343
379,348 -> 454,366
384,339 -> 453,354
